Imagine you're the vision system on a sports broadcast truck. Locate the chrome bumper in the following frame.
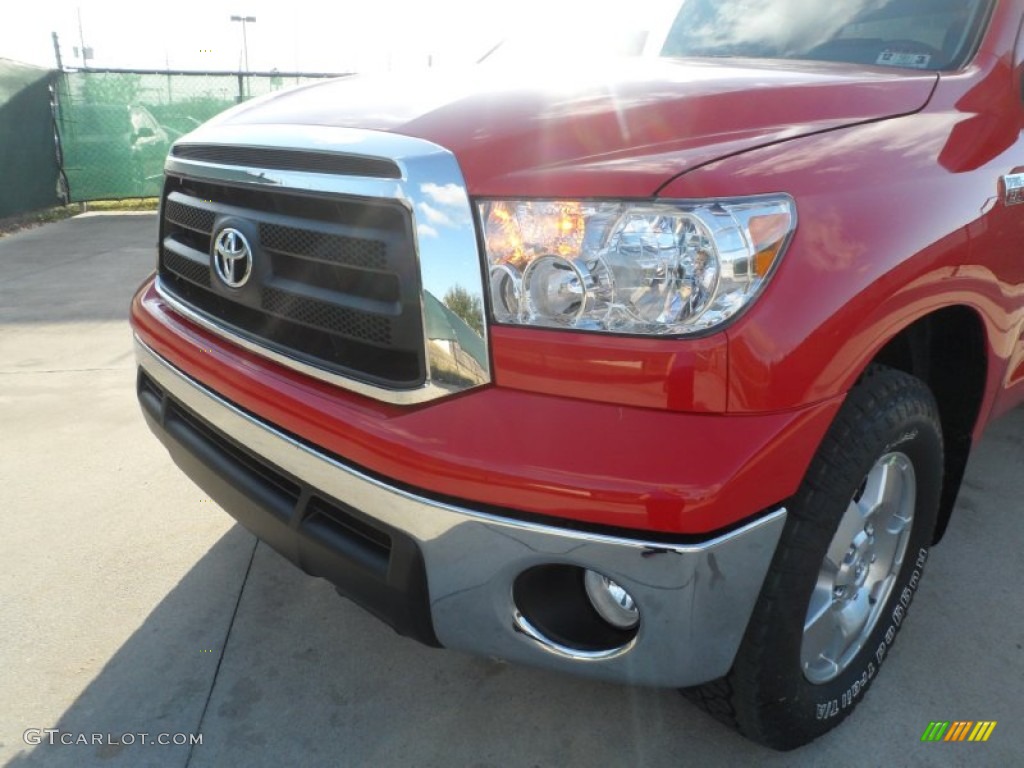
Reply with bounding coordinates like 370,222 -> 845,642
136,338 -> 786,687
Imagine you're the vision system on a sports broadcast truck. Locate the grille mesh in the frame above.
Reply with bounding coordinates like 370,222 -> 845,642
259,223 -> 387,270
262,287 -> 392,345
162,248 -> 210,287
164,199 -> 216,234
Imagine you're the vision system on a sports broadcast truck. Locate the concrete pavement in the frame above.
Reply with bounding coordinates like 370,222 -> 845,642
1,213 -> 1021,767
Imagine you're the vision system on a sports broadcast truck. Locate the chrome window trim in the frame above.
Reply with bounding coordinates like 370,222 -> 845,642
161,123 -> 490,405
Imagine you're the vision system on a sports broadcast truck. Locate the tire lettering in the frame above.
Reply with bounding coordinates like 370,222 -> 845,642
900,585 -> 914,608
817,700 -> 840,721
916,548 -> 928,569
836,671 -> 873,715
885,430 -> 919,451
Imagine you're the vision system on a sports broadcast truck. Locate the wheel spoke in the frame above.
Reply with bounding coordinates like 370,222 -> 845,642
826,499 -> 866,568
886,505 -> 914,537
808,572 -> 836,619
835,588 -> 871,647
871,526 -> 901,574
868,574 -> 896,606
860,460 -> 901,520
802,599 -> 841,675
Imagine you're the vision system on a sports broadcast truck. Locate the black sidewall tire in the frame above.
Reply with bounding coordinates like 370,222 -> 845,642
732,370 -> 943,749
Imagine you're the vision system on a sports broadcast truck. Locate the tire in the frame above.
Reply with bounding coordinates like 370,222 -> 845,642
683,366 -> 944,750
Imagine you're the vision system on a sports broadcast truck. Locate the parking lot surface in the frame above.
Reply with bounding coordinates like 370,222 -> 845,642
1,213 -> 1021,767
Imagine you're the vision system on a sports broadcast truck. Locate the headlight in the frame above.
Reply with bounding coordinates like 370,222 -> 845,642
478,196 -> 796,336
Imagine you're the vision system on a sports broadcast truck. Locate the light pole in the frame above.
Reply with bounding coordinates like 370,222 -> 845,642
76,6 -> 94,67
230,15 -> 256,72
230,15 -> 256,101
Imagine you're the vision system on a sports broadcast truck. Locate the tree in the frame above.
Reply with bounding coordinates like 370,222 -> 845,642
442,285 -> 484,336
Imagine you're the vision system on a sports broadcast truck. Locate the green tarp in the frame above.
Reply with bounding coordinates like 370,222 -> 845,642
0,58 -> 60,218
56,70 -> 343,202
0,65 -> 345,214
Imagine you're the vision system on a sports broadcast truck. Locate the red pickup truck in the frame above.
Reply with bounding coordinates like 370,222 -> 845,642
131,0 -> 1023,749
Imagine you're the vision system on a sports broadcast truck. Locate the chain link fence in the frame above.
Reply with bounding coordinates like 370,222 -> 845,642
54,69 -> 347,202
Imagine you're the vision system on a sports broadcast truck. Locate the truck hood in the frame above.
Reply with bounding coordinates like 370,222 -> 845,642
208,58 -> 937,197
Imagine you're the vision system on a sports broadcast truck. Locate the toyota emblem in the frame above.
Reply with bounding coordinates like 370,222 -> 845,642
213,228 -> 253,289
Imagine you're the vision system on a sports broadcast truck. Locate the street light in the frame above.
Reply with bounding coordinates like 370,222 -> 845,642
230,15 -> 256,72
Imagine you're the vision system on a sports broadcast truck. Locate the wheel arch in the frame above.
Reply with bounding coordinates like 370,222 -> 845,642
863,305 -> 987,543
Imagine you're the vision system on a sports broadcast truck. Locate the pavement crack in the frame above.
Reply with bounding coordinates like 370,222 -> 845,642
185,536 -> 259,767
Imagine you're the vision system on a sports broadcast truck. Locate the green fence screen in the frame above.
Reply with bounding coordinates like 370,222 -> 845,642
55,69 -> 345,202
0,59 -> 61,218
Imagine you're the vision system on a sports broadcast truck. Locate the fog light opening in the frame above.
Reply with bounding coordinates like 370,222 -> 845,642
584,570 -> 640,630
512,565 -> 640,655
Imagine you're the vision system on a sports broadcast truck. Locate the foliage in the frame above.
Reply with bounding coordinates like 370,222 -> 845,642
443,284 -> 484,336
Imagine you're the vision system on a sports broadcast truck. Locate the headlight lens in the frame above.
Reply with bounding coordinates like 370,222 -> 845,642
478,196 -> 796,335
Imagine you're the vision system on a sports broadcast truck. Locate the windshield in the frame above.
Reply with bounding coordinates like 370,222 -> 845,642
661,0 -> 994,71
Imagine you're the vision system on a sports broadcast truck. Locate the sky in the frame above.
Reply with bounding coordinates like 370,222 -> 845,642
2,0 -> 682,74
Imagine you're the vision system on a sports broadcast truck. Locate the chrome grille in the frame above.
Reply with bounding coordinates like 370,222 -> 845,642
157,127 -> 491,405
158,176 -> 425,389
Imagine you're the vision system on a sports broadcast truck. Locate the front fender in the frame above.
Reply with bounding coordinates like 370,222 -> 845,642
660,79 -> 1020,416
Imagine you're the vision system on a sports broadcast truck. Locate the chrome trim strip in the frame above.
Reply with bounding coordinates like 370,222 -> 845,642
512,611 -> 637,662
162,124 -> 490,405
136,337 -> 786,687
155,280 -> 467,404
